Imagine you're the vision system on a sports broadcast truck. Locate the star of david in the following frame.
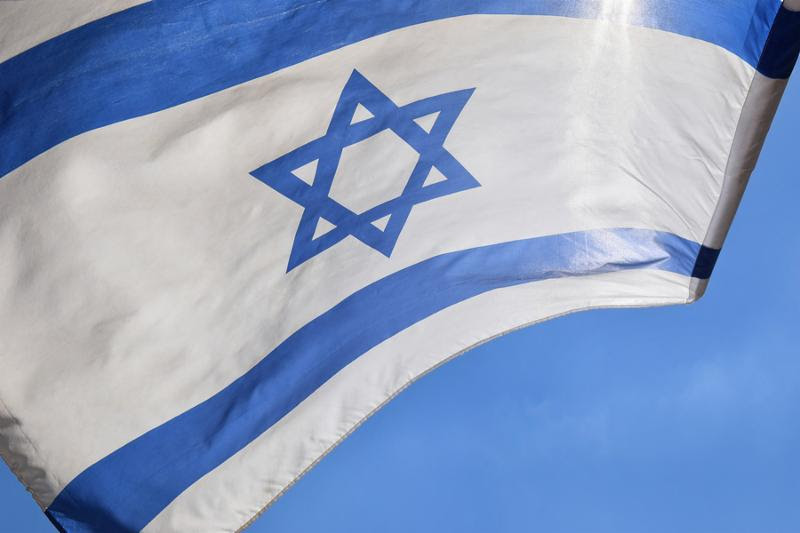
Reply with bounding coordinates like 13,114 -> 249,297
250,69 -> 480,271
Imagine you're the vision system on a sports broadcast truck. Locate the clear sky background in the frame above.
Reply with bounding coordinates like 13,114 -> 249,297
2,75 -> 797,533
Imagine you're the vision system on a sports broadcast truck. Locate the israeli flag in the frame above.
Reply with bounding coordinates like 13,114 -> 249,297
1,1 -> 798,531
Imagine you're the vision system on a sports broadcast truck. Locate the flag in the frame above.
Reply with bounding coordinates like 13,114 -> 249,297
0,1 -> 798,531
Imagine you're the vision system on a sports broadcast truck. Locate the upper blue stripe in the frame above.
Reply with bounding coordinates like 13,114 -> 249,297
0,0 -> 782,179
47,228 -> 705,532
757,5 -> 800,79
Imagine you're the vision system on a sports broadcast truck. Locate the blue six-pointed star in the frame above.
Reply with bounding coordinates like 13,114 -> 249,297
251,70 -> 480,271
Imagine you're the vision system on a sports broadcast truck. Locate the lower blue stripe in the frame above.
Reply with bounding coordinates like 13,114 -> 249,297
46,228 -> 707,532
0,0 -> 782,179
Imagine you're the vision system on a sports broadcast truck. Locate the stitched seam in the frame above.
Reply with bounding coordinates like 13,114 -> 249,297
687,65 -> 758,303
696,2 -> 781,254
688,1 -> 784,306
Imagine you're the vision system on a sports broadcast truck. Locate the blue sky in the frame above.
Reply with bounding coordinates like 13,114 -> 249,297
2,76 -> 798,532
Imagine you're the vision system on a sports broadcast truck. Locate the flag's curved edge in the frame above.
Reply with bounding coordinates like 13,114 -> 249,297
0,0 -> 786,180
234,295 -> 695,533
691,3 -> 800,299
0,393 -> 54,510
45,227 -> 708,532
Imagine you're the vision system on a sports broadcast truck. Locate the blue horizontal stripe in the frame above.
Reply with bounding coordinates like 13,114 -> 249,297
0,0 -> 782,179
46,228 -> 708,532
